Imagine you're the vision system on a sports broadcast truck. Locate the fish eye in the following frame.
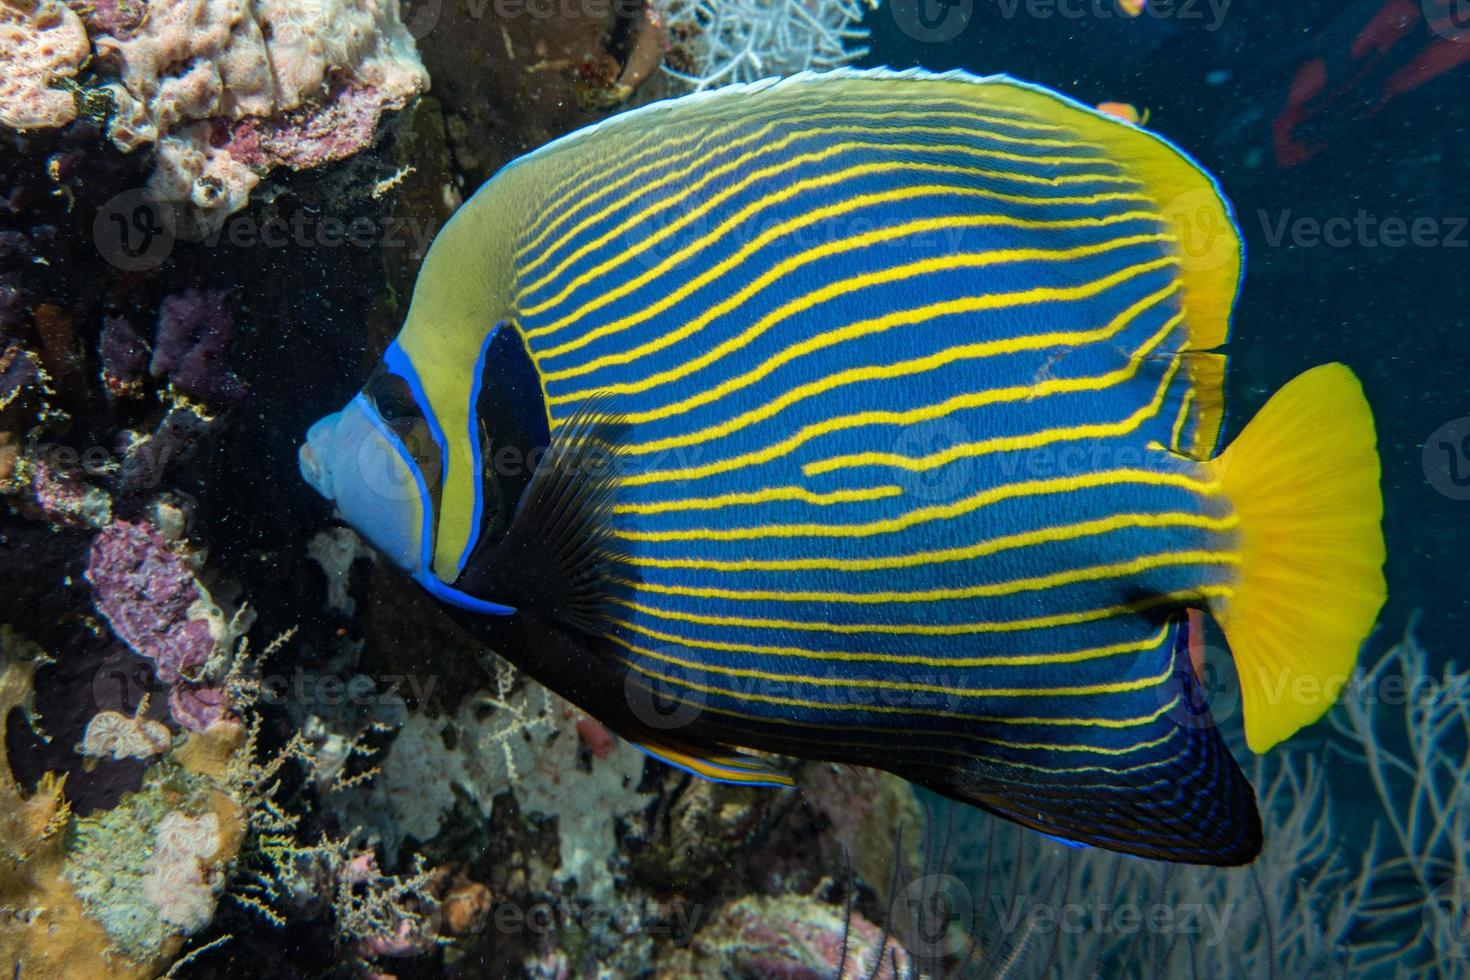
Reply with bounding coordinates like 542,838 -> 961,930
363,364 -> 443,492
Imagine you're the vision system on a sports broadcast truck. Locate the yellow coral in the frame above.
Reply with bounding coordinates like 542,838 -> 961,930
0,630 -> 251,978
0,630 -> 155,980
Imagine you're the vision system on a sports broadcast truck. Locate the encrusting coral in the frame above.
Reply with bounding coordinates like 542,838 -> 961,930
0,626 -> 248,979
0,0 -> 430,230
93,0 -> 429,232
655,0 -> 875,90
0,0 -> 91,130
63,755 -> 244,963
85,518 -> 245,731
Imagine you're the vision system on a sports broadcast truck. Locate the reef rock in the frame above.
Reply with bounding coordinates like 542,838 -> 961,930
93,0 -> 428,232
0,0 -> 90,131
84,519 -> 239,730
658,892 -> 912,979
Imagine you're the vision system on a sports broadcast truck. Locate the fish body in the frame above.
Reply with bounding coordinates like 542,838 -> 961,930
300,69 -> 1386,866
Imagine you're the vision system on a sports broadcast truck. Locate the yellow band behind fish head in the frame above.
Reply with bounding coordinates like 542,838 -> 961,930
391,162 -> 555,581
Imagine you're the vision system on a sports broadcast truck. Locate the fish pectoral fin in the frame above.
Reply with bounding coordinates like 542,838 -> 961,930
633,739 -> 796,788
457,395 -> 625,635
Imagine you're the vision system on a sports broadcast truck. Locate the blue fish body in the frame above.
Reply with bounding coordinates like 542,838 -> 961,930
299,69 -> 1387,866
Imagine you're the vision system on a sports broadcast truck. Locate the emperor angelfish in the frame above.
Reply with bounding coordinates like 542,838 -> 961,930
299,69 -> 1387,866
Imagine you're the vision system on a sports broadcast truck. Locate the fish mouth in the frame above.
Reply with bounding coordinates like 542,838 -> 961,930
299,412 -> 340,500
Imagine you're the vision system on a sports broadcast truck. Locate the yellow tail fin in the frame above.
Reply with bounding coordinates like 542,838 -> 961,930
1205,363 -> 1386,753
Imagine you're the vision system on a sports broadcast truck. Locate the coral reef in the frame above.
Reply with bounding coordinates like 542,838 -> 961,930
375,658 -> 650,905
0,0 -> 91,130
149,288 -> 244,404
0,0 -> 431,230
78,702 -> 174,760
0,626 -> 251,979
0,2 -> 721,973
16,4 -> 1440,976
656,892 -> 912,979
64,762 -> 240,960
655,0 -> 876,90
85,519 -> 242,730
94,0 -> 430,232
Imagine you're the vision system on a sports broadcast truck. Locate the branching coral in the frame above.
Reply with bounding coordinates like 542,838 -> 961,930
1329,620 -> 1470,976
375,657 -> 649,904
655,0 -> 876,90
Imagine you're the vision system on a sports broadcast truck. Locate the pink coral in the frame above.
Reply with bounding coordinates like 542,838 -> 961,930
167,682 -> 229,732
21,459 -> 112,528
85,520 -> 236,732
86,520 -> 216,685
93,0 -> 428,229
254,82 -> 403,170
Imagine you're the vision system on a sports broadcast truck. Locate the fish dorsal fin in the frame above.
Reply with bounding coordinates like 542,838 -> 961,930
633,739 -> 795,788
944,75 -> 1239,459
456,396 -> 622,635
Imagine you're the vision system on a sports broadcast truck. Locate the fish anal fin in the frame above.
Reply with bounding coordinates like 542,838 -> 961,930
925,620 -> 1262,866
634,739 -> 795,788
